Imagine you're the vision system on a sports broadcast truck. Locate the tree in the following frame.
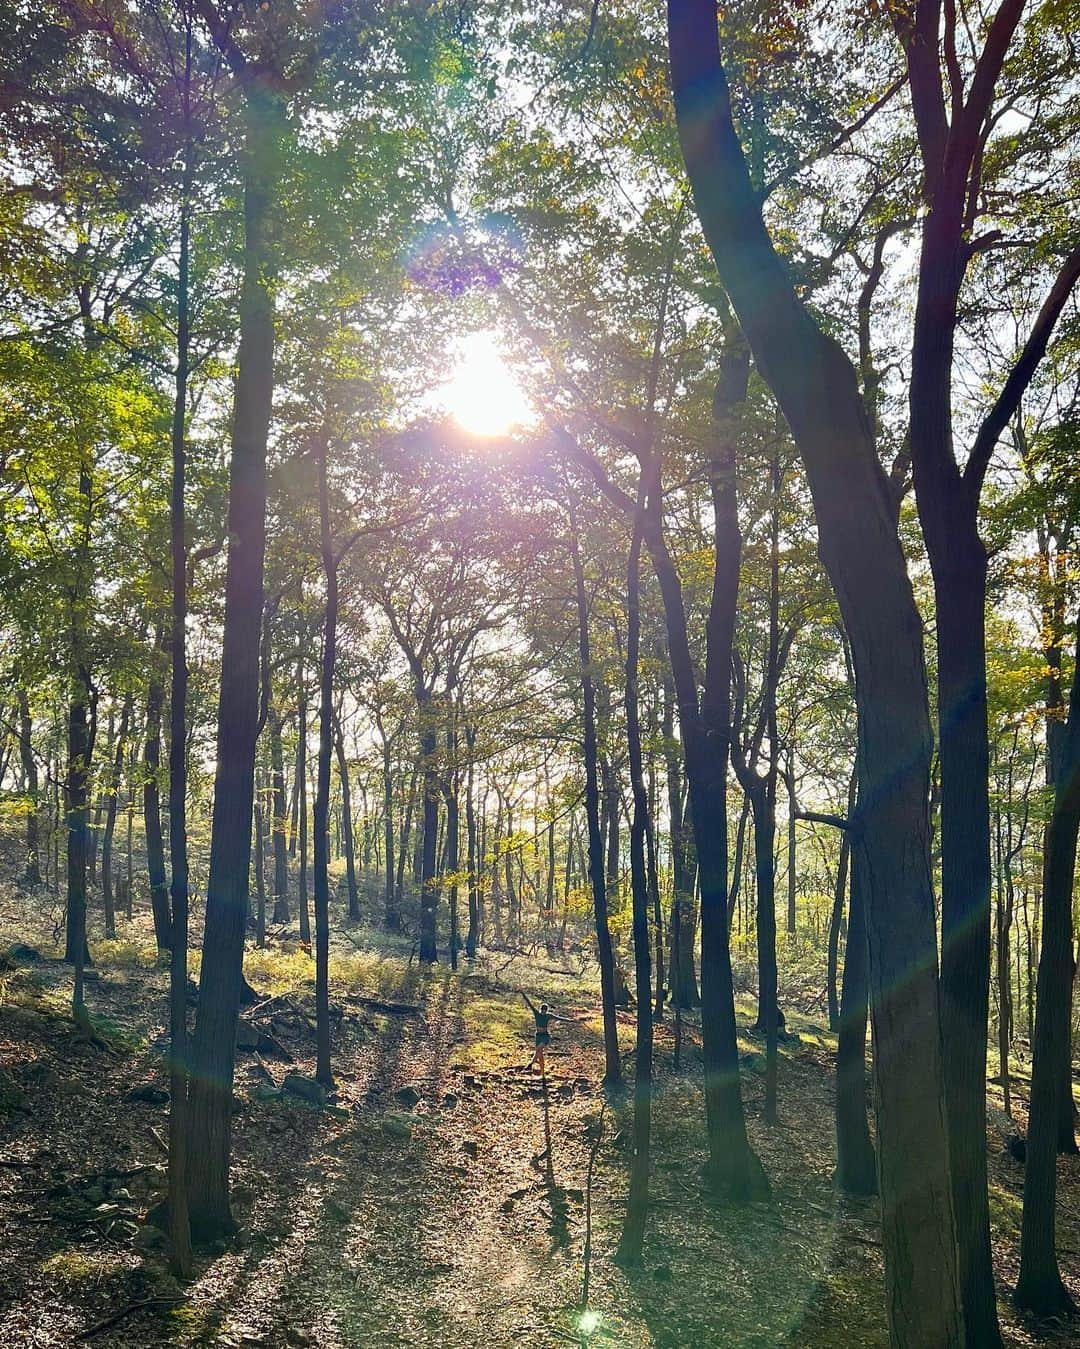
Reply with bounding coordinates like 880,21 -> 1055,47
667,3 -> 961,1337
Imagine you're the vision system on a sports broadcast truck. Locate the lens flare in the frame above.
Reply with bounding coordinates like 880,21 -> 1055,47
439,331 -> 532,437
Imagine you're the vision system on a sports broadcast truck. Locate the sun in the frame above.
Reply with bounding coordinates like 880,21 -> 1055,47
439,330 -> 533,437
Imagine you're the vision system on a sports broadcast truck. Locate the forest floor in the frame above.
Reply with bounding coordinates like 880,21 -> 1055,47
1,884 -> 1079,1348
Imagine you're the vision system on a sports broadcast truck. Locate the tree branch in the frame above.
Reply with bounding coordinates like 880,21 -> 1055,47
964,241 -> 1080,501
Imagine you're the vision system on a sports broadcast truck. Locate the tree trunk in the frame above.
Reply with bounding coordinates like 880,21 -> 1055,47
381,735 -> 397,930
296,654 -> 310,945
748,785 -> 778,1122
827,768 -> 858,1033
835,827 -> 877,1196
100,695 -> 132,939
465,728 -> 479,957
785,743 -> 796,936
253,783 -> 266,947
445,749 -> 460,971
662,671 -> 699,1008
186,85 -> 280,1243
17,688 -> 41,886
616,505 -> 653,1262
667,8 -> 961,1336
570,523 -> 622,1088
1016,610 -> 1080,1316
65,663 -> 94,1000
640,473 -> 763,1197
313,433 -> 336,1087
167,118 -> 193,1273
144,630 -> 172,953
269,708 -> 289,923
334,716 -> 360,922
417,692 -> 440,963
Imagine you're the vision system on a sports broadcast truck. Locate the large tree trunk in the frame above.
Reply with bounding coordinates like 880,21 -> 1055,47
1016,611 -> 1080,1316
914,431 -> 996,1343
186,86 -> 280,1243
570,524 -> 622,1088
667,7 -> 960,1338
143,630 -> 172,953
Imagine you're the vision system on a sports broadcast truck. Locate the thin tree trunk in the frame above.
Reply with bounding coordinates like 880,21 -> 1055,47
100,694 -> 132,939
835,824 -> 877,1196
616,502 -> 653,1262
827,767 -> 858,1032
144,630 -> 172,953
167,101 -> 194,1272
269,707 -> 289,924
1016,610 -> 1080,1315
570,521 -> 622,1089
334,715 -> 360,922
296,652 -> 310,945
381,733 -> 397,930
465,727 -> 479,957
16,688 -> 41,886
313,432 -> 336,1087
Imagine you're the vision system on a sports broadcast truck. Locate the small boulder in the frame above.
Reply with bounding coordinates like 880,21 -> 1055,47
462,1139 -> 479,1158
281,1074 -> 327,1107
7,943 -> 43,964
0,1065 -> 25,1114
134,1222 -> 167,1253
125,1084 -> 169,1105
394,1085 -> 421,1108
236,1020 -> 260,1051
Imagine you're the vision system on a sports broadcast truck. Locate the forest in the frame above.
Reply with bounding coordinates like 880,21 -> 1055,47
0,0 -> 1078,1344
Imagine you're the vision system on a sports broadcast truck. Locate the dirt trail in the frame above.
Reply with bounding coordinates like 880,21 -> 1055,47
2,913 -> 1076,1348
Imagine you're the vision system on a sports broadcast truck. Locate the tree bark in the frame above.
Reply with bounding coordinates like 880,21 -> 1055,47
186,84 -> 280,1243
